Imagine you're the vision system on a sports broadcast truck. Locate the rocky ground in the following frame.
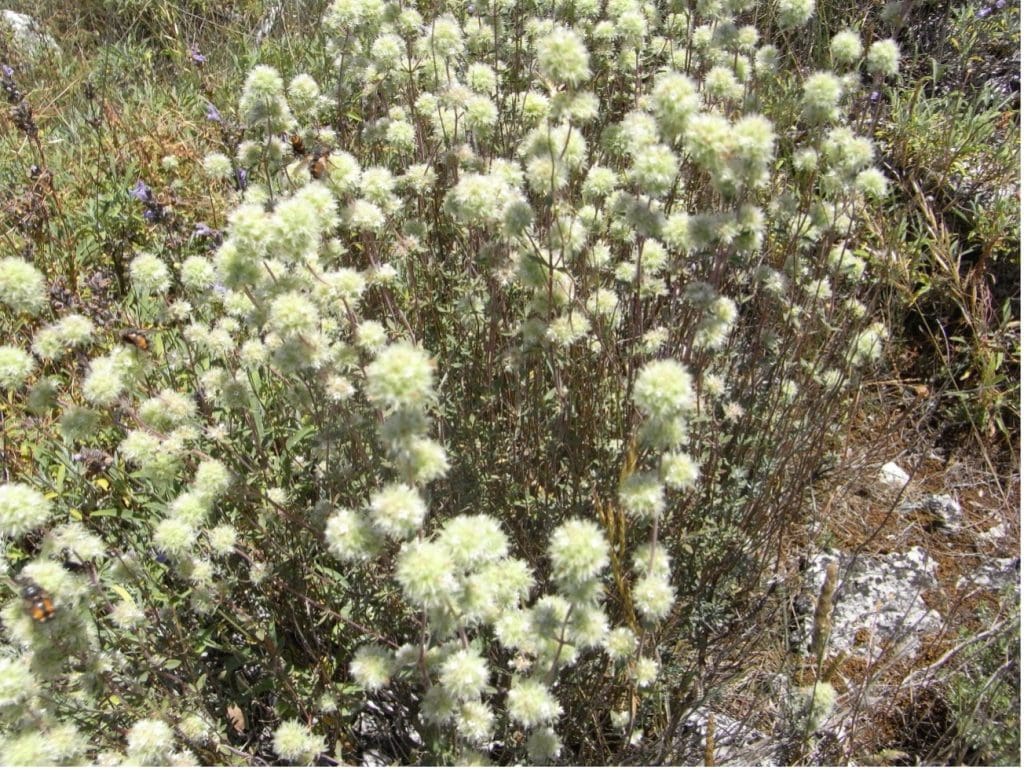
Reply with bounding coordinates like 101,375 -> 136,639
670,391 -> 1020,766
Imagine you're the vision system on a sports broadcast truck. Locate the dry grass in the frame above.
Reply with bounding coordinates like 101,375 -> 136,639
680,370 -> 1019,765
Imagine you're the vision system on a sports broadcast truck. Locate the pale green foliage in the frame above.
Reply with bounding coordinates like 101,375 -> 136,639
272,719 -> 326,764
507,678 -> 563,728
350,644 -> 395,691
0,258 -> 46,316
866,38 -> 901,77
830,29 -> 863,67
777,0 -> 815,30
125,718 -> 175,765
365,342 -> 436,411
0,346 -> 34,391
0,483 -> 54,539
0,656 -> 36,707
799,681 -> 838,731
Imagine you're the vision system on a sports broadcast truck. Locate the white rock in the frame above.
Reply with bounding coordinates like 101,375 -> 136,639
956,557 -> 1020,592
1,10 -> 59,58
680,707 -> 777,766
804,547 -> 942,658
878,461 -> 910,488
361,749 -> 390,767
978,521 -> 1007,545
899,493 -> 963,532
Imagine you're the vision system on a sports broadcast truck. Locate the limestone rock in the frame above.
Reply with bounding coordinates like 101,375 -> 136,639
1,10 -> 59,59
878,461 -> 910,488
899,493 -> 963,533
956,556 -> 1020,592
803,547 -> 942,658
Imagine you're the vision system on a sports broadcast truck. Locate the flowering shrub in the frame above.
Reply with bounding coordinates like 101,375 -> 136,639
0,0 -> 901,764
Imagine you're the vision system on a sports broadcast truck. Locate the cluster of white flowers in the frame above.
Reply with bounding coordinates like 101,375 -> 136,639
213,0 -> 893,756
343,512 -> 615,750
0,0 -> 905,761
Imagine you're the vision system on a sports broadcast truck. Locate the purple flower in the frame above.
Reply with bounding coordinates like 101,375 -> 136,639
129,179 -> 153,202
193,222 -> 223,244
235,167 -> 248,191
194,221 -> 215,237
205,102 -> 222,123
189,48 -> 207,65
130,180 -> 167,223
977,7 -> 991,17
1,65 -> 13,79
995,0 -> 1006,8
869,90 -> 880,102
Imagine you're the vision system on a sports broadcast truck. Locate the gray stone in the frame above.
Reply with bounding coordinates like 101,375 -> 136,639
360,748 -> 390,767
679,707 -> 778,766
899,493 -> 963,533
979,521 -> 1008,545
804,547 -> 942,658
956,557 -> 1020,592
354,695 -> 421,766
920,493 -> 963,532
1,10 -> 59,59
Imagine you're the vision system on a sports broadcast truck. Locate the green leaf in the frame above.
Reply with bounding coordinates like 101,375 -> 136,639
110,584 -> 135,605
286,424 -> 315,453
